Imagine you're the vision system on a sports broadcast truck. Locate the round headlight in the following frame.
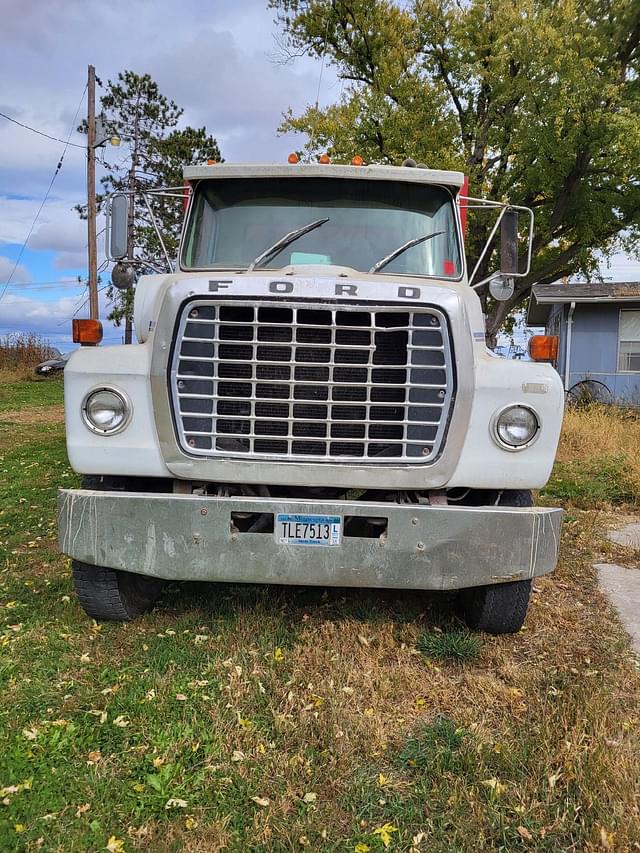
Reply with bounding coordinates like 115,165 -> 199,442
494,405 -> 539,449
82,388 -> 130,434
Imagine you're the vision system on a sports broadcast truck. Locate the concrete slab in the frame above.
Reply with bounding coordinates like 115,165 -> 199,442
595,563 -> 640,654
607,522 -> 640,549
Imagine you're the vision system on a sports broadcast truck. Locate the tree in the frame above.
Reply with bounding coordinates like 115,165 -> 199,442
79,71 -> 221,336
270,0 -> 640,342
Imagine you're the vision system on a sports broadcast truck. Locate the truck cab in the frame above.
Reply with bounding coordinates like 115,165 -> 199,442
59,161 -> 564,633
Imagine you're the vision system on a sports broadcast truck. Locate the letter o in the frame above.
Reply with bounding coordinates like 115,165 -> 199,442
269,280 -> 294,294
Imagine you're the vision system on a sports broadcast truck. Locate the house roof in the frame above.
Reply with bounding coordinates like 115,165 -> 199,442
527,281 -> 640,325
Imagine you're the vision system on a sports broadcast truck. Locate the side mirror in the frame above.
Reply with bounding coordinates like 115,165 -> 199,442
500,208 -> 518,274
108,194 -> 128,260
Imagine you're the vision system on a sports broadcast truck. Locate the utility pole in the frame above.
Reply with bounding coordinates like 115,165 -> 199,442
86,64 -> 99,321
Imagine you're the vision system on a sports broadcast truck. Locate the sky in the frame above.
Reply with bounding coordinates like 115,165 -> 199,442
0,0 -> 638,350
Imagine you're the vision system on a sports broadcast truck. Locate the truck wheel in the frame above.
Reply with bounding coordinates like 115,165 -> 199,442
457,490 -> 533,634
72,561 -> 164,622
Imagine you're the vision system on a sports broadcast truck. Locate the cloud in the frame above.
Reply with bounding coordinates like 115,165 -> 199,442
0,290 -> 118,345
29,216 -> 86,254
0,255 -> 31,284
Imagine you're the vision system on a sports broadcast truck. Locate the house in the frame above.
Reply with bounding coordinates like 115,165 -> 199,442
527,281 -> 640,403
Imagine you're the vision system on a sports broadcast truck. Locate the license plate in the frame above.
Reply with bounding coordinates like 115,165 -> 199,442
275,514 -> 342,546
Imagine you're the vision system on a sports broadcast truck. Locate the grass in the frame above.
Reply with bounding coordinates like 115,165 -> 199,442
1,384 -> 639,851
541,404 -> 640,509
0,377 -> 63,413
417,628 -> 481,662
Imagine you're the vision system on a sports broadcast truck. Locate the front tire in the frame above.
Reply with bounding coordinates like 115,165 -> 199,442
458,578 -> 532,634
72,561 -> 164,622
457,489 -> 534,634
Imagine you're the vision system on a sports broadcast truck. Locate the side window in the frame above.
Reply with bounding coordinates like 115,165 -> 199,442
618,310 -> 640,372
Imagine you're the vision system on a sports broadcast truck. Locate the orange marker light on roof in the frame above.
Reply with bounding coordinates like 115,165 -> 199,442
351,155 -> 364,166
288,152 -> 299,164
528,335 -> 559,362
72,318 -> 103,346
319,153 -> 330,164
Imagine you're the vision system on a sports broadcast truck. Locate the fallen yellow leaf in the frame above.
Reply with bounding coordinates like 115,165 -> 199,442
480,778 -> 508,796
354,844 -> 371,853
106,837 -> 125,853
273,647 -> 284,661
373,823 -> 398,848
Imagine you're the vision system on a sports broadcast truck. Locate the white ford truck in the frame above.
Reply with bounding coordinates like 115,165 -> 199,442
58,161 -> 564,633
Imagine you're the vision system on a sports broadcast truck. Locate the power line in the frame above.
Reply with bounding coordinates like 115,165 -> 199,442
0,110 -> 86,149
2,279 -> 86,289
0,85 -> 88,305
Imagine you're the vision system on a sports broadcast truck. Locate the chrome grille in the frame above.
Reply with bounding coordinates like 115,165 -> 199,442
170,301 -> 455,463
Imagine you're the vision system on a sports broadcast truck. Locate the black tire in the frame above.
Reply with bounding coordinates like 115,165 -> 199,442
72,560 -> 164,622
457,490 -> 533,634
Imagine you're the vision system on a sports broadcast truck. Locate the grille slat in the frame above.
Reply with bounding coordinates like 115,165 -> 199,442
170,301 -> 454,463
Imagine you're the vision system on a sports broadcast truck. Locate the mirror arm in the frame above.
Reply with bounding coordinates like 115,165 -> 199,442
466,202 -> 535,287
468,207 -> 506,286
141,192 -> 173,272
471,273 -> 505,291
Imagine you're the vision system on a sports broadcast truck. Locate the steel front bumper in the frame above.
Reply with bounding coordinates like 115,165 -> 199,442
58,489 -> 563,590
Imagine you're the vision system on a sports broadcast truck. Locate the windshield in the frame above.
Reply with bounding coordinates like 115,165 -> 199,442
182,177 -> 462,278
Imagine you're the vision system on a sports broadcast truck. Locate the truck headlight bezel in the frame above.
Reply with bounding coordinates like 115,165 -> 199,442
82,386 -> 131,435
491,404 -> 540,451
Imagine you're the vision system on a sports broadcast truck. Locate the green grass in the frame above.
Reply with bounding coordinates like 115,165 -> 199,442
0,381 -> 639,850
540,455 -> 637,509
0,377 -> 63,412
417,628 -> 482,662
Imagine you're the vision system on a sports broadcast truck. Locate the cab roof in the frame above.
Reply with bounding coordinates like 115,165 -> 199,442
183,162 -> 465,189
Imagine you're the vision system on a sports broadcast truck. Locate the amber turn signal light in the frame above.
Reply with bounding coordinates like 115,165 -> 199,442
528,335 -> 558,362
73,318 -> 103,346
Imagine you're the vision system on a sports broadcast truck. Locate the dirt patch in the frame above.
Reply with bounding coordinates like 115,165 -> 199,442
0,404 -> 65,424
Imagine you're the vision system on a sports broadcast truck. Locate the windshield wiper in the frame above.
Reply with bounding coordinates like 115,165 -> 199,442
247,217 -> 330,272
368,231 -> 444,274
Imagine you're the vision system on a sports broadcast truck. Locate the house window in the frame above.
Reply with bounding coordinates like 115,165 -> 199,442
618,310 -> 640,372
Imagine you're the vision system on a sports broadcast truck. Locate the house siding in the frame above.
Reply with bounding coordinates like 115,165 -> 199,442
565,302 -> 640,403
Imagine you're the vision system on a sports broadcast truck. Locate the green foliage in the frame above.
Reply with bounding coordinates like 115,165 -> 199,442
270,0 -> 640,337
417,627 -> 481,661
78,71 -> 221,328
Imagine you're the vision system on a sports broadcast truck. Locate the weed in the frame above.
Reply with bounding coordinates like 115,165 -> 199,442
397,716 -> 467,772
417,628 -> 481,662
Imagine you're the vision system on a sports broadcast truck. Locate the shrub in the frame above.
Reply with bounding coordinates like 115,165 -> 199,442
0,332 -> 57,379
